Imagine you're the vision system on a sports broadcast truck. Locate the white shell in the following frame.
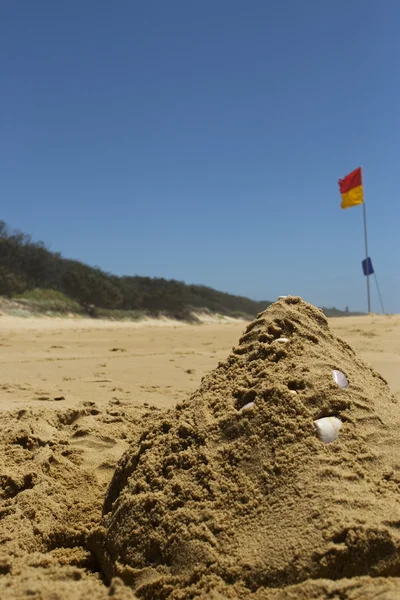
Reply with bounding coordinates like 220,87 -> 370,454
274,337 -> 289,343
332,369 -> 349,388
278,296 -> 287,300
314,417 -> 342,444
238,401 -> 255,414
289,390 -> 297,395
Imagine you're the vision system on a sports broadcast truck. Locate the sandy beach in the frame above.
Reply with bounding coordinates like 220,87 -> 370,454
1,313 -> 398,414
0,308 -> 399,599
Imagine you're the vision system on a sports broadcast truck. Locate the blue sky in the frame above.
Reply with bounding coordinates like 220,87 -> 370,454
1,1 -> 398,313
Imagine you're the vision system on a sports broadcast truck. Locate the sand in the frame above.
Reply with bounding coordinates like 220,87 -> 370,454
0,305 -> 399,598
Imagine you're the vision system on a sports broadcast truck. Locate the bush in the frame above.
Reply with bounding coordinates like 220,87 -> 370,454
13,289 -> 81,314
0,267 -> 26,297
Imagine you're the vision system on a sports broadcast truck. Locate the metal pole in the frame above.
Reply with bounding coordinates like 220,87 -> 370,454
362,200 -> 371,313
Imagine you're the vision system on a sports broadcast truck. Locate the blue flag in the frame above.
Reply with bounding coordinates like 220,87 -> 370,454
362,257 -> 374,276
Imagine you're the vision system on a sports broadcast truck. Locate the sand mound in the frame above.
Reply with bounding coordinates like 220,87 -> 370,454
90,297 -> 400,599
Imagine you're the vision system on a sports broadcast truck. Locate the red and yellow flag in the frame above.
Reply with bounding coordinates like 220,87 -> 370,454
338,167 -> 364,209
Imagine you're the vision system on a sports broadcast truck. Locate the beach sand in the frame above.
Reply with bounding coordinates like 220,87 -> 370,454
0,307 -> 399,598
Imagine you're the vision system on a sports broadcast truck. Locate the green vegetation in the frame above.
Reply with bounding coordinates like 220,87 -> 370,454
0,221 -> 362,320
14,289 -> 82,315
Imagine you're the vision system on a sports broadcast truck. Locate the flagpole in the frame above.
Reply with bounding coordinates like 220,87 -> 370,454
339,166 -> 372,314
362,193 -> 371,314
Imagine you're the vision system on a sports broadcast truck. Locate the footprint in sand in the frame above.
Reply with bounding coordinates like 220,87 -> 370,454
35,395 -> 65,402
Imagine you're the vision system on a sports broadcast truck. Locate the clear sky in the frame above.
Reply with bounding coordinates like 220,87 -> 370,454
1,1 -> 398,313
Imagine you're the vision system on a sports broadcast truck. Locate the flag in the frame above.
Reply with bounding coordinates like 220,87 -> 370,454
338,167 -> 364,209
362,257 -> 374,276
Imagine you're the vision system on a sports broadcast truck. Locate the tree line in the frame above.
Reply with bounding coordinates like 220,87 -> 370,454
0,222 -> 361,319
0,221 -> 270,318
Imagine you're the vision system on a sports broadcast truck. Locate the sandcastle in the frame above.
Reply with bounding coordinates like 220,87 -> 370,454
90,297 -> 400,599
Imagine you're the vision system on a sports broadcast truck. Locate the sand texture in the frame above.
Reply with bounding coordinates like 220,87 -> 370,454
90,298 -> 400,598
0,302 -> 399,598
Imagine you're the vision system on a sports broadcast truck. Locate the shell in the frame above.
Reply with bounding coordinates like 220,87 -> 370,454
314,417 -> 342,443
278,296 -> 288,300
238,401 -> 255,414
274,337 -> 289,344
332,369 -> 349,388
